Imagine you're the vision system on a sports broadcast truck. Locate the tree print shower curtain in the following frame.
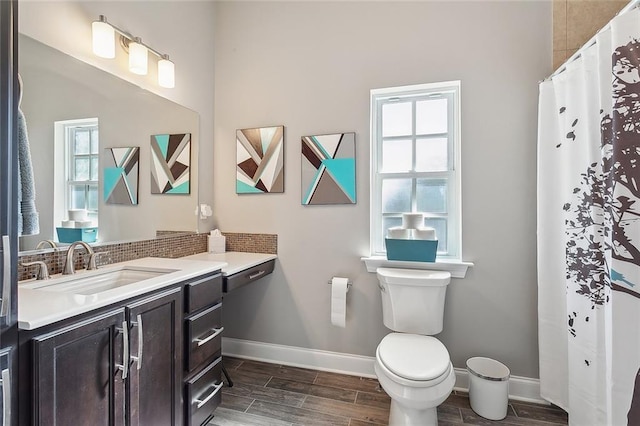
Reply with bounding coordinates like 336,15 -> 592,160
538,9 -> 640,426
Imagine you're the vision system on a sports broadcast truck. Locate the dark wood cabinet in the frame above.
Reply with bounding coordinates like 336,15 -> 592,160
126,287 -> 182,426
183,273 -> 224,426
32,309 -> 126,426
27,288 -> 184,426
21,271 -> 223,425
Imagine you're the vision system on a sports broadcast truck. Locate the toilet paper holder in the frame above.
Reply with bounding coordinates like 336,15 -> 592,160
328,279 -> 352,290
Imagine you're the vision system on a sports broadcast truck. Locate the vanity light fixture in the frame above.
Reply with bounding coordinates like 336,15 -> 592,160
91,15 -> 175,88
157,55 -> 175,89
92,16 -> 115,59
128,38 -> 148,75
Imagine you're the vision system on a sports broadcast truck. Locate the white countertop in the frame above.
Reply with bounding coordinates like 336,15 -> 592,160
182,251 -> 277,276
18,257 -> 227,331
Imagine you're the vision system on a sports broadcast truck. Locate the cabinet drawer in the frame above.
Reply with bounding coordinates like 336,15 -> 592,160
224,260 -> 275,293
185,357 -> 223,426
186,302 -> 222,371
185,273 -> 222,314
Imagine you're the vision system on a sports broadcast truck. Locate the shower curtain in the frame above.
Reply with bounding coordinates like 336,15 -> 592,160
537,8 -> 640,426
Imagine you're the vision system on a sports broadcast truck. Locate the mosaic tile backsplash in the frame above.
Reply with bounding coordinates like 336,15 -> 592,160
18,231 -> 277,281
223,232 -> 277,255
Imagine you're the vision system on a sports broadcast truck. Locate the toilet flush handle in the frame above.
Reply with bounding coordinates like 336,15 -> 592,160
378,283 -> 386,292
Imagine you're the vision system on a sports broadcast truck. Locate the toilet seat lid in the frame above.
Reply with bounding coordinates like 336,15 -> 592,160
378,334 -> 450,381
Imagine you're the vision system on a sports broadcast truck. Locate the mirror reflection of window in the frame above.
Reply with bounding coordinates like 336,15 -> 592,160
54,118 -> 99,237
67,123 -> 99,220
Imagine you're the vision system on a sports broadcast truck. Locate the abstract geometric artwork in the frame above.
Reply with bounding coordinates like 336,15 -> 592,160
236,126 -> 284,194
301,132 -> 356,205
104,147 -> 140,205
150,133 -> 191,194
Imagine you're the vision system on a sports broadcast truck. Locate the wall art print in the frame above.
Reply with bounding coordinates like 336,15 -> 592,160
236,126 -> 284,194
301,132 -> 356,205
104,147 -> 140,205
150,133 -> 191,194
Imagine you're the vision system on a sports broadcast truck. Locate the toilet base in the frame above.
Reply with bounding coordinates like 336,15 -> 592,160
389,400 -> 437,426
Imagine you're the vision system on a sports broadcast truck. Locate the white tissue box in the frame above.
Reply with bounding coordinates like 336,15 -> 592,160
208,235 -> 226,253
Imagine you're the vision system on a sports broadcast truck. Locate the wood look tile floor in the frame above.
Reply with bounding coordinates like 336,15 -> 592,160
209,357 -> 569,426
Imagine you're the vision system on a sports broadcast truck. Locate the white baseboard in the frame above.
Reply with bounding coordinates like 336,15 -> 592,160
223,337 -> 377,378
222,337 -> 547,404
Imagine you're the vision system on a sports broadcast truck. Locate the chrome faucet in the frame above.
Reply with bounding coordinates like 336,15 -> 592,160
35,240 -> 57,250
20,261 -> 50,280
63,241 -> 95,275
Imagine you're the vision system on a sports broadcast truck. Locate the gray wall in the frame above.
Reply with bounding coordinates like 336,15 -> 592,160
214,0 -> 552,378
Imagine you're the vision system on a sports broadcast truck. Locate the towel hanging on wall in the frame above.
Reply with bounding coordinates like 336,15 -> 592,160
17,73 -> 39,236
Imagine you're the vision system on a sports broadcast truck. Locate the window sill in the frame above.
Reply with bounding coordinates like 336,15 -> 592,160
361,256 -> 473,278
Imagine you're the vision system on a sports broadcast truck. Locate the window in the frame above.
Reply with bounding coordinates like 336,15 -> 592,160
54,118 -> 99,228
370,81 -> 461,260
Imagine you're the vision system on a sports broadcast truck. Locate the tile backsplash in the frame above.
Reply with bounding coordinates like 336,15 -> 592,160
223,232 -> 277,254
18,231 -> 277,281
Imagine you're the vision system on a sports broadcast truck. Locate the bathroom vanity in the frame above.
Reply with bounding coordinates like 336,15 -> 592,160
183,251 -> 277,293
16,257 -> 227,426
15,252 -> 277,425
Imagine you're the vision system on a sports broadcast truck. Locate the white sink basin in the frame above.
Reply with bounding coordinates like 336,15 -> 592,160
22,266 -> 178,295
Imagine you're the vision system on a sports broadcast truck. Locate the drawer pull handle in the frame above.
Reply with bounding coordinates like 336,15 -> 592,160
2,368 -> 11,426
194,327 -> 224,347
248,270 -> 265,280
194,382 -> 223,409
1,236 -> 11,318
131,314 -> 143,370
116,321 -> 129,379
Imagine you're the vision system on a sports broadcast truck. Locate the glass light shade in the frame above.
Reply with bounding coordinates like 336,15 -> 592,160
128,40 -> 148,75
158,58 -> 175,88
92,20 -> 115,58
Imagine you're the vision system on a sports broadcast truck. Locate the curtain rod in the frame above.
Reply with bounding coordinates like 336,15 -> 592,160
545,0 -> 640,81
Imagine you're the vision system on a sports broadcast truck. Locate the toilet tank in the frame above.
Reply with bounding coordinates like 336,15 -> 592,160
376,268 -> 451,335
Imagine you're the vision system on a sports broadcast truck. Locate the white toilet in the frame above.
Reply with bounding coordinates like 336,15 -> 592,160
374,267 -> 455,426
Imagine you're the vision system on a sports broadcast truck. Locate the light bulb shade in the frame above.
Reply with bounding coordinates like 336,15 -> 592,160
158,58 -> 175,88
92,20 -> 115,58
129,41 -> 148,75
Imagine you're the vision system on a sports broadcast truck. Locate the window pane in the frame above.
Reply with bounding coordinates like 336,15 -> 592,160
382,139 -> 412,172
417,179 -> 447,213
70,185 -> 86,210
382,102 -> 412,137
90,157 -> 99,180
382,179 -> 412,213
416,138 -> 448,172
416,98 -> 447,135
74,158 -> 90,181
90,128 -> 99,154
87,185 -> 98,211
74,129 -> 90,155
424,217 -> 447,252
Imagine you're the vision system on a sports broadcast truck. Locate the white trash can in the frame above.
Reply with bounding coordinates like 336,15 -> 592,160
466,357 -> 510,420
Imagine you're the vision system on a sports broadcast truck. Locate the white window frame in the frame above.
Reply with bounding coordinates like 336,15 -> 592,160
370,81 -> 462,260
53,118 -> 99,232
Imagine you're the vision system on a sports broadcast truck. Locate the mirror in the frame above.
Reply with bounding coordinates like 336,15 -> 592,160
18,34 -> 200,252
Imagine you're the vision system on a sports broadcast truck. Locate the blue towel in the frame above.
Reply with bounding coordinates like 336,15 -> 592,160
17,108 -> 39,236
